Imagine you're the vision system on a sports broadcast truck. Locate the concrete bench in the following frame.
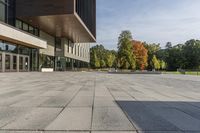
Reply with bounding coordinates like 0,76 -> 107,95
41,68 -> 54,72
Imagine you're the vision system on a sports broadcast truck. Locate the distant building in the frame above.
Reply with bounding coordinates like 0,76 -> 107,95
0,0 -> 96,72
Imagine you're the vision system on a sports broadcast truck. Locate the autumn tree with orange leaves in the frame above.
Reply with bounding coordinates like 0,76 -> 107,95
132,40 -> 148,70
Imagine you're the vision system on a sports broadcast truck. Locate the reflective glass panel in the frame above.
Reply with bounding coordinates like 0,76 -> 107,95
16,19 -> 22,29
0,53 -> 2,71
5,54 -> 10,70
0,2 -> 5,22
13,55 -> 17,70
4,42 -> 18,53
19,56 -> 23,70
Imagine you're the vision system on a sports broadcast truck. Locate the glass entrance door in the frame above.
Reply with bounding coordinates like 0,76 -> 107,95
0,53 -> 2,72
5,54 -> 11,72
12,55 -> 17,72
19,55 -> 29,72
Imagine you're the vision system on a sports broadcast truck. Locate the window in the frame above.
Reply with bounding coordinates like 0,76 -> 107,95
39,54 -> 54,68
78,46 -> 80,56
67,40 -> 70,53
34,28 -> 39,36
15,19 -> 40,37
19,56 -> 23,70
18,45 -> 30,55
5,54 -> 10,70
4,42 -> 18,53
75,45 -> 76,55
0,40 -> 5,51
55,37 -> 62,51
29,26 -> 34,34
0,1 -> 5,22
22,23 -> 28,32
15,19 -> 22,29
13,55 -> 17,70
0,53 -> 2,71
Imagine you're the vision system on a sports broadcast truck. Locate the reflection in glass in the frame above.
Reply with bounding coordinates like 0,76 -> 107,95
30,49 -> 38,71
19,56 -> 23,70
22,23 -> 28,32
25,57 -> 28,71
0,41 -> 5,51
0,2 -> 5,22
13,55 -> 17,71
15,19 -> 22,29
39,54 -> 54,69
0,53 -> 2,71
4,42 -> 18,53
5,54 -> 10,70
18,45 -> 30,55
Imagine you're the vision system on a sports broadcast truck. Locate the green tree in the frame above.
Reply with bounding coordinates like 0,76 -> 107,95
152,55 -> 160,70
160,60 -> 167,70
106,52 -> 116,68
144,42 -> 161,70
117,30 -> 136,69
165,44 -> 184,70
100,60 -> 106,68
183,39 -> 200,69
94,53 -> 100,68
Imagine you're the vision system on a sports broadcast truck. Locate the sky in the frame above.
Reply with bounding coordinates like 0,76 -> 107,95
96,0 -> 200,50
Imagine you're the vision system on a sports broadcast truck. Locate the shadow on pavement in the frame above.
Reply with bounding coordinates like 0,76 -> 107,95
116,101 -> 200,133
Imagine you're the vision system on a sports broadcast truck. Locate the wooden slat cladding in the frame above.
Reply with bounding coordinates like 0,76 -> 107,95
16,0 -> 74,17
76,0 -> 96,38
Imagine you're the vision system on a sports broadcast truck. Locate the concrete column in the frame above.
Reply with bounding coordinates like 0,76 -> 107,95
17,54 -> 19,72
10,55 -> 13,72
28,56 -> 30,72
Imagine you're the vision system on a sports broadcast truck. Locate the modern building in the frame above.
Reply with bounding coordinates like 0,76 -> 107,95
0,0 -> 96,72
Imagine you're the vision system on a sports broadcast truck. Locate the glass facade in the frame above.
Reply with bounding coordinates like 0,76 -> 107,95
0,40 -> 39,71
0,0 -> 15,25
39,54 -> 54,69
0,0 -> 6,22
15,19 -> 39,36
55,56 -> 89,71
0,52 -> 2,72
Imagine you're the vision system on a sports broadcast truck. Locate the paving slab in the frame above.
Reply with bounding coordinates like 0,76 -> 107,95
94,97 -> 117,107
0,107 -> 31,128
92,107 -> 135,131
2,108 -> 62,130
68,96 -> 93,107
46,107 -> 92,130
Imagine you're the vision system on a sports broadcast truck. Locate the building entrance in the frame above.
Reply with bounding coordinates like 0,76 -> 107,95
0,52 -> 29,72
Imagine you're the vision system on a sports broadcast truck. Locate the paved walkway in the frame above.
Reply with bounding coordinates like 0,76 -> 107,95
0,72 -> 200,133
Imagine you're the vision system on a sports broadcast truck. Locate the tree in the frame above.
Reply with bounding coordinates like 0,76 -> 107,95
100,60 -> 106,68
94,53 -> 100,68
165,44 -> 184,70
90,44 -> 117,69
152,55 -> 160,70
160,60 -> 167,70
183,39 -> 200,69
90,45 -> 107,68
165,42 -> 173,49
117,30 -> 136,70
106,52 -> 116,68
132,40 -> 148,70
144,43 -> 161,70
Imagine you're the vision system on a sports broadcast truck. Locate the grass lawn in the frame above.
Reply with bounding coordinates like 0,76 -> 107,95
163,71 -> 200,76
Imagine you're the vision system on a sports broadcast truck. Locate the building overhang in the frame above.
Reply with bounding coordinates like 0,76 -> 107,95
0,22 -> 47,49
18,14 -> 96,43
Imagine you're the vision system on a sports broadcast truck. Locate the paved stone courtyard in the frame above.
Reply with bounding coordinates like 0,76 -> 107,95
0,72 -> 200,133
